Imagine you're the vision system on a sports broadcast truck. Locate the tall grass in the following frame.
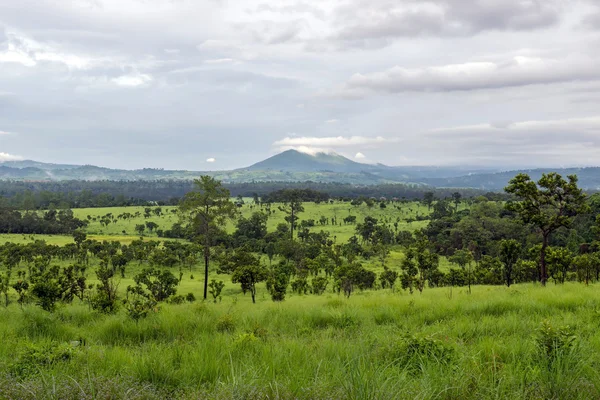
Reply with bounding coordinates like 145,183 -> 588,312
2,283 -> 600,399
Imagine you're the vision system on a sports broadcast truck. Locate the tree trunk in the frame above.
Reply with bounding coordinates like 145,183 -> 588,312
203,248 -> 209,300
251,287 -> 256,303
540,235 -> 549,286
290,208 -> 295,241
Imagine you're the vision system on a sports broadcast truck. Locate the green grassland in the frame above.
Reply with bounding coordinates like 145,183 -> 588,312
1,284 -> 599,399
1,200 -> 555,399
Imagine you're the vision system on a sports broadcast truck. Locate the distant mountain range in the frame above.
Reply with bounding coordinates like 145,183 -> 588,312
0,150 -> 599,191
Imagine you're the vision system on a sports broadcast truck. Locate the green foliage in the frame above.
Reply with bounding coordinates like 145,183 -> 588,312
311,276 -> 329,295
131,268 -> 179,302
208,279 -> 225,303
216,314 -> 236,333
9,341 -> 79,377
536,321 -> 577,365
384,334 -> 456,373
89,263 -> 119,314
506,172 -> 588,285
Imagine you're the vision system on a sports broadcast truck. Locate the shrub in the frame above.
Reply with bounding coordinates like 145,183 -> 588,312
385,334 -> 456,373
311,276 -> 329,295
536,320 -> 577,364
185,292 -> 196,303
216,314 -> 236,333
9,341 -> 78,377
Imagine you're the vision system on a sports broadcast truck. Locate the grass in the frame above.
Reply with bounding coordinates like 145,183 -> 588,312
1,283 -> 600,399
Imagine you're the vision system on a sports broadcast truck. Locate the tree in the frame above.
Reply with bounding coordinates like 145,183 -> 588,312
131,268 -> 179,302
423,192 -> 435,211
499,239 -> 521,287
208,279 -> 225,303
402,235 -> 440,293
231,256 -> 268,304
546,247 -> 573,284
278,190 -> 305,240
451,192 -> 462,211
380,266 -> 398,290
179,176 -> 237,300
505,173 -> 588,285
134,224 -> 145,236
449,249 -> 474,294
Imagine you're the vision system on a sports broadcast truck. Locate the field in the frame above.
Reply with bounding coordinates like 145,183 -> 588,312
3,200 -> 589,399
1,284 -> 599,399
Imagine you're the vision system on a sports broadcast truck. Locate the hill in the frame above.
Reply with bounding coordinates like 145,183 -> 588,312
422,167 -> 600,191
2,151 -> 600,191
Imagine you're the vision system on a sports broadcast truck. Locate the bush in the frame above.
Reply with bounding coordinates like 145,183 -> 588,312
384,334 -> 456,373
9,341 -> 78,377
216,314 -> 236,333
536,320 -> 577,364
185,293 -> 196,303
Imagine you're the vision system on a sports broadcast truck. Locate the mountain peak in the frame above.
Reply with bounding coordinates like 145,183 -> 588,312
245,149 -> 373,173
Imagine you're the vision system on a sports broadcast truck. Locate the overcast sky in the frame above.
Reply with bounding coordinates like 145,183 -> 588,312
1,0 -> 600,170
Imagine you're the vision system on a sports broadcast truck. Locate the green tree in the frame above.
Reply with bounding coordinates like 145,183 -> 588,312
179,176 -> 237,300
208,279 -> 225,303
505,173 -> 588,285
451,192 -> 462,211
278,190 -> 305,240
499,239 -> 521,287
231,257 -> 268,304
546,247 -> 573,284
422,192 -> 435,210
449,249 -> 474,294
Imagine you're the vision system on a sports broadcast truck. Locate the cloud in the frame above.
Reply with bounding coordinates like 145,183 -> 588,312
0,152 -> 23,162
0,130 -> 13,135
111,73 -> 152,87
274,135 -> 397,149
399,116 -> 600,166
204,58 -> 235,64
206,157 -> 216,163
326,119 -> 339,123
354,152 -> 366,159
340,54 -> 600,96
325,0 -> 563,49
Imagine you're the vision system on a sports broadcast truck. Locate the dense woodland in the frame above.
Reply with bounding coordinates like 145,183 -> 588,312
0,180 -> 500,210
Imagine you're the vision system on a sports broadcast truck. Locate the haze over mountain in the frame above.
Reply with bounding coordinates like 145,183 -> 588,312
1,149 -> 599,191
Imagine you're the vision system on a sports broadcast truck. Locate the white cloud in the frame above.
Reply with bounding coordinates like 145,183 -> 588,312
206,157 -> 216,163
326,119 -> 339,123
204,58 -> 235,64
111,73 -> 152,87
340,54 -> 600,96
0,131 -> 13,135
354,152 -> 366,159
0,152 -> 23,162
274,135 -> 396,148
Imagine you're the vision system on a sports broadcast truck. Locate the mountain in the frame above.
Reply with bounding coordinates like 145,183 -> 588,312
422,167 -> 600,191
1,151 -> 598,191
245,150 -> 377,173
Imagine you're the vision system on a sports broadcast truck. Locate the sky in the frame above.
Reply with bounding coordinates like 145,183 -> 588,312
1,0 -> 600,170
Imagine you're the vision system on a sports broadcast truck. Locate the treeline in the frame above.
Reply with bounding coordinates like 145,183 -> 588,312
0,180 -> 498,210
0,209 -> 87,234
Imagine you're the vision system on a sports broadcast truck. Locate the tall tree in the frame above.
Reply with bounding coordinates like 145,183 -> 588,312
278,190 -> 305,240
449,249 -> 474,294
505,173 -> 588,286
422,192 -> 435,211
451,192 -> 462,211
499,239 -> 521,287
179,176 -> 237,300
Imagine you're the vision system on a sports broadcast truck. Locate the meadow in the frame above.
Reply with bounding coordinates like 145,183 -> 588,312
1,283 -> 598,399
1,199 -> 591,399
